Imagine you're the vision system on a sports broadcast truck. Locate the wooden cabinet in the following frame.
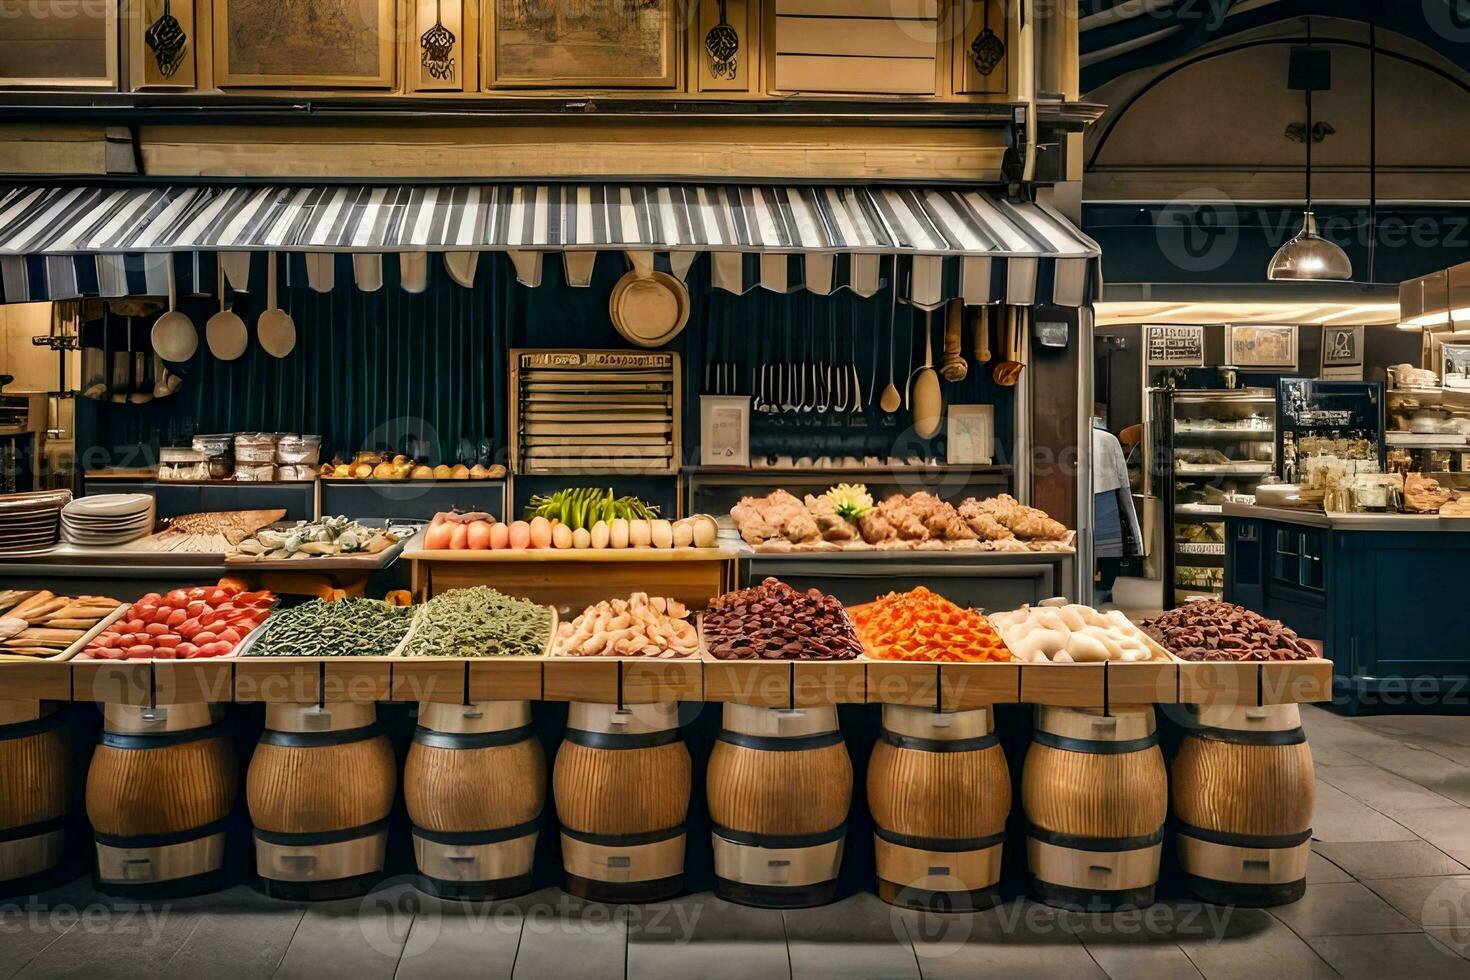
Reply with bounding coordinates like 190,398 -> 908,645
769,0 -> 940,96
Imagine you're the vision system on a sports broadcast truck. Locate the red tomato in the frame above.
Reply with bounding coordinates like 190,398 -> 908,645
144,623 -> 169,637
125,644 -> 154,659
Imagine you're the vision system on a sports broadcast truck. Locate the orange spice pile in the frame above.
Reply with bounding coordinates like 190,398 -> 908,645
850,586 -> 1010,663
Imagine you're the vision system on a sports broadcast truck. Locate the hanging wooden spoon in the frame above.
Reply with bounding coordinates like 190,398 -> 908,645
912,309 -> 943,439
940,299 -> 968,382
879,264 -> 901,413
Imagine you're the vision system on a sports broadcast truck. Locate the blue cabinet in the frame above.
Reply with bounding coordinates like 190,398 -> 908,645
1225,511 -> 1470,711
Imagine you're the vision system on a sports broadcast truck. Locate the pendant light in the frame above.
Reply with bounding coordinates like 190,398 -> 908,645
1268,21 -> 1352,281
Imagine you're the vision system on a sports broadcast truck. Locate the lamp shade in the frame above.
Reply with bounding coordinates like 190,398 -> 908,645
1268,212 -> 1352,281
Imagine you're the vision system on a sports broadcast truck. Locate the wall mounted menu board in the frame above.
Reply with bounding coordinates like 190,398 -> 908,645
1145,325 -> 1205,367
510,350 -> 681,475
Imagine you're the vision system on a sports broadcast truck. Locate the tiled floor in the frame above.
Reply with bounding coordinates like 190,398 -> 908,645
8,706 -> 1470,979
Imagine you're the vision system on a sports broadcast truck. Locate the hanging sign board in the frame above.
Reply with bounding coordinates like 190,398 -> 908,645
1145,325 -> 1205,367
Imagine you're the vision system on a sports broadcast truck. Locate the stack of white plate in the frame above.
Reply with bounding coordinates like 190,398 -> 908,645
0,489 -> 72,556
61,493 -> 156,548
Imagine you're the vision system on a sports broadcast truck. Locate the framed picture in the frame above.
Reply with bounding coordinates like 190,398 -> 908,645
947,404 -> 995,465
1320,325 -> 1364,380
1441,344 -> 1470,391
1144,325 -> 1205,367
486,0 -> 678,88
0,0 -> 118,88
700,395 -> 750,468
214,0 -> 395,88
1226,325 -> 1298,371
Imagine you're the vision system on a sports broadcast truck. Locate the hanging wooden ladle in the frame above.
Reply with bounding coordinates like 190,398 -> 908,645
993,306 -> 1026,387
940,299 -> 968,382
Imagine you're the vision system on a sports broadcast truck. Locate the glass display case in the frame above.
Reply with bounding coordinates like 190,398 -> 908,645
1277,379 -> 1385,482
1384,373 -> 1470,487
1151,387 -> 1277,606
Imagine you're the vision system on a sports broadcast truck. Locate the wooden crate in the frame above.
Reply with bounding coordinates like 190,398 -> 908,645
390,660 -> 470,705
234,660 -> 321,704
153,661 -> 234,704
543,659 -> 620,703
1018,662 -> 1106,707
866,661 -> 942,707
467,659 -> 544,702
1107,661 -> 1180,707
72,661 -> 151,705
323,660 -> 393,702
0,662 -> 71,701
409,550 -> 735,613
1260,659 -> 1334,705
940,662 -> 1021,709
619,659 -> 703,704
1176,661 -> 1261,707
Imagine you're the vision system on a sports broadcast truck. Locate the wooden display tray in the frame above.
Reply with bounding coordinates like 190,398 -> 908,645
1177,658 -> 1333,707
543,657 -> 703,704
409,547 -> 736,612
701,655 -> 867,708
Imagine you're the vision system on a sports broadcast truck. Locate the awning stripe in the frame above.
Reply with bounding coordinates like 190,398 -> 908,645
0,182 -> 1100,305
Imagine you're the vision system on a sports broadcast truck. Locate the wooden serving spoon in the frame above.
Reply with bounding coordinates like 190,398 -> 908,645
940,299 -> 968,382
879,269 -> 901,413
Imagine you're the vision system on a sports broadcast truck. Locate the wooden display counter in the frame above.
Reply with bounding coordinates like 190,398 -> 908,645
0,657 -> 1333,709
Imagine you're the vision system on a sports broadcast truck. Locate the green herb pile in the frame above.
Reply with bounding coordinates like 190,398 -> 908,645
403,587 -> 552,658
249,598 -> 414,657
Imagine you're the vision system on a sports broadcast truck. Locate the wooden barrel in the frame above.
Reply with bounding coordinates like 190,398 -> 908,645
1172,703 -> 1314,907
707,703 -> 852,909
86,703 -> 235,897
0,700 -> 69,892
404,701 -> 544,900
553,702 -> 690,903
867,705 -> 1010,912
1022,706 -> 1167,911
246,703 -> 395,901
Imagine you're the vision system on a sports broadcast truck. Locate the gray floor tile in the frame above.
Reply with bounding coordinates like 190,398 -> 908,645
625,893 -> 788,980
1314,841 -> 1470,880
1316,766 -> 1463,818
511,889 -> 627,980
1307,852 -> 1354,884
1058,901 -> 1213,980
785,893 -> 920,979
1310,782 -> 1418,843
1269,881 -> 1420,938
394,898 -> 525,980
9,891 -> 204,980
1173,907 -> 1338,980
1308,933 -> 1470,980
1364,876 -> 1470,930
898,900 -> 1107,980
158,886 -> 305,979
274,896 -> 411,980
1426,928 -> 1470,962
1394,809 -> 1470,867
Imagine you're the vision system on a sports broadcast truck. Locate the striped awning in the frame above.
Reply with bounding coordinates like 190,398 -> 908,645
0,183 -> 1101,309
